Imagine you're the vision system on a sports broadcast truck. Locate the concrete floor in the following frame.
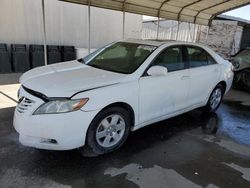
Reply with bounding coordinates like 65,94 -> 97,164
0,74 -> 250,188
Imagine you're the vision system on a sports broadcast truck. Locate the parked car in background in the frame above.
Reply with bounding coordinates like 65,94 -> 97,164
14,39 -> 233,156
231,48 -> 250,91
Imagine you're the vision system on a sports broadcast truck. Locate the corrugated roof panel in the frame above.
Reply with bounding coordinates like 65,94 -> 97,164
197,12 -> 211,19
161,4 -> 182,13
91,0 -> 122,10
160,11 -> 178,20
196,18 -> 209,25
167,1 -> 190,7
179,15 -> 195,22
125,3 -> 159,17
181,9 -> 199,16
127,0 -> 160,9
59,0 -> 250,25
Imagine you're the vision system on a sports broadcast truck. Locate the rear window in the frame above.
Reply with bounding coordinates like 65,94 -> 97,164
187,46 -> 217,68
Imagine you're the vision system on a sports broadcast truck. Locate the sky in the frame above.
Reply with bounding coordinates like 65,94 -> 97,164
223,5 -> 250,21
143,5 -> 250,21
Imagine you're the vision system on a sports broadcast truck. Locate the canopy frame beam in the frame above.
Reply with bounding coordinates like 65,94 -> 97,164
41,0 -> 47,66
156,17 -> 160,39
177,0 -> 203,21
194,0 -> 231,24
156,0 -> 171,39
157,0 -> 171,18
122,0 -> 127,39
88,0 -> 91,54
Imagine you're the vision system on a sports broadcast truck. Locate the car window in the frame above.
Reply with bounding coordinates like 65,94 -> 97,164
187,47 -> 208,68
87,42 -> 156,74
207,53 -> 217,65
95,45 -> 128,60
152,46 -> 184,72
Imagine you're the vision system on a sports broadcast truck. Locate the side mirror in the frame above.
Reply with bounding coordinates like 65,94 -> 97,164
147,66 -> 168,76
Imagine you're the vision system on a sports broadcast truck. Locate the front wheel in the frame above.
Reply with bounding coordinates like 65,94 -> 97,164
80,107 -> 131,156
203,84 -> 224,113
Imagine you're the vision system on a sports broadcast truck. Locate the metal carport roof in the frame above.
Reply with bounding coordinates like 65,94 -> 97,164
59,0 -> 250,26
39,0 -> 250,66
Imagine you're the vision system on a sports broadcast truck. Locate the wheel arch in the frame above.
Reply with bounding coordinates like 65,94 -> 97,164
205,80 -> 227,105
89,102 -> 135,131
102,102 -> 135,129
82,102 -> 135,156
217,80 -> 227,94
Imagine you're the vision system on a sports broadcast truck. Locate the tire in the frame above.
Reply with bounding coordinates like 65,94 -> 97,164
201,113 -> 218,134
241,70 -> 250,92
203,84 -> 224,113
80,107 -> 131,157
232,71 -> 242,89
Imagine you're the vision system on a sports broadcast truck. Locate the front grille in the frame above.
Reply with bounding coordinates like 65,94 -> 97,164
16,97 -> 35,114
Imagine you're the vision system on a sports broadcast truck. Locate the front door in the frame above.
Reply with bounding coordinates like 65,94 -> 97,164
139,46 -> 190,124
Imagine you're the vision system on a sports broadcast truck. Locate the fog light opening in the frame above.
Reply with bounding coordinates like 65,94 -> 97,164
41,138 -> 58,144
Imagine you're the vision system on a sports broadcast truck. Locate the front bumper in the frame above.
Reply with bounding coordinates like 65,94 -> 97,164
13,86 -> 98,150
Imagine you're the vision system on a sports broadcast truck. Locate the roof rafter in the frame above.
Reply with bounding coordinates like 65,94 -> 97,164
193,0 -> 231,24
157,0 -> 171,17
177,0 -> 203,20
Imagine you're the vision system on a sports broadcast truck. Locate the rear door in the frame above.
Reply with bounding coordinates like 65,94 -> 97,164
185,45 -> 221,107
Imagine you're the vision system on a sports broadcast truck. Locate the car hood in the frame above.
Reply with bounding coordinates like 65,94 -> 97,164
20,60 -> 127,97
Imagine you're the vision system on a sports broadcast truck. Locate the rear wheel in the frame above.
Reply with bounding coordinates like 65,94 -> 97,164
80,107 -> 131,156
203,84 -> 224,113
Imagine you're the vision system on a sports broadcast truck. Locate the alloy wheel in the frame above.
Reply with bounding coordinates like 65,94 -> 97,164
95,114 -> 126,148
210,88 -> 222,110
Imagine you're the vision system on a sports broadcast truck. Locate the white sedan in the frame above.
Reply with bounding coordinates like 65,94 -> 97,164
14,39 -> 233,155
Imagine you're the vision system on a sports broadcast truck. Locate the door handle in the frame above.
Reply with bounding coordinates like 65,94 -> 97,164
181,76 -> 190,80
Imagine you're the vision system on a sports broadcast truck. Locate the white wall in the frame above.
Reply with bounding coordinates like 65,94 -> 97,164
142,20 -> 199,42
0,0 -> 142,48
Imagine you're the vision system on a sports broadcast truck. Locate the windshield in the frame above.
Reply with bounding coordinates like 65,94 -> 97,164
84,42 -> 156,74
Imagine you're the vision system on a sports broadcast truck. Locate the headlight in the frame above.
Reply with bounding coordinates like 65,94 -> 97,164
33,98 -> 89,115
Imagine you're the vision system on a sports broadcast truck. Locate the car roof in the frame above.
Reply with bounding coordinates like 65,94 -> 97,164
123,39 -> 169,46
122,39 -> 208,48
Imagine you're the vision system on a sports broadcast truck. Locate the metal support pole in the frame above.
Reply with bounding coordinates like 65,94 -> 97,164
88,3 -> 91,54
188,23 -> 191,41
193,24 -> 196,42
122,11 -> 125,39
176,21 -> 180,41
156,17 -> 160,40
185,25 -> 188,42
170,20 -> 173,40
41,0 -> 47,66
205,26 -> 210,44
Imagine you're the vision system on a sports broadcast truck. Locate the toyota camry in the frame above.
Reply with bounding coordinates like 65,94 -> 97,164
14,39 -> 234,155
